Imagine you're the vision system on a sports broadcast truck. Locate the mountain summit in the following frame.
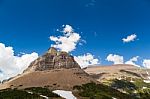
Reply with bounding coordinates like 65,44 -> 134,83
25,47 -> 80,72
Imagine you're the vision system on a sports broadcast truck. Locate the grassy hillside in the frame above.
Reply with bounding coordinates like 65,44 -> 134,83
73,82 -> 132,99
0,87 -> 61,99
0,81 -> 150,99
108,79 -> 150,99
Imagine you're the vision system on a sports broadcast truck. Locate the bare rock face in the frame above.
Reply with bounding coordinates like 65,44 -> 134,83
25,47 -> 80,71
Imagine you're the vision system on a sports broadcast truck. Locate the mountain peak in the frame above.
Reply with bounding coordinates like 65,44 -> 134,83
47,47 -> 57,54
25,47 -> 80,72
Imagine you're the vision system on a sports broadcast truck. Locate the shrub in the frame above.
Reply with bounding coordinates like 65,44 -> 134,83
73,82 -> 132,99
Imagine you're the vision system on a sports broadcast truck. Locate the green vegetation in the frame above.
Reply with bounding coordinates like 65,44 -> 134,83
73,80 -> 150,99
73,82 -> 132,99
109,79 -> 150,99
111,79 -> 137,94
0,88 -> 43,99
134,79 -> 150,88
138,88 -> 150,99
1,80 -> 150,99
133,79 -> 150,98
0,87 -> 61,99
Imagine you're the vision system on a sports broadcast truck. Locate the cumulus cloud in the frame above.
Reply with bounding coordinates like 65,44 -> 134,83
74,53 -> 100,68
106,54 -> 141,67
143,59 -> 150,69
0,43 -> 38,81
50,25 -> 99,68
122,34 -> 137,43
106,54 -> 124,64
125,56 -> 140,67
50,25 -> 81,53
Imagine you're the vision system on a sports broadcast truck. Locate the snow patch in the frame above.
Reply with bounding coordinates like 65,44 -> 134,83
143,80 -> 150,83
53,90 -> 77,99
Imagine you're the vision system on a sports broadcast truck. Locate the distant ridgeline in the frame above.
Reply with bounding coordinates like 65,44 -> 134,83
25,47 -> 80,71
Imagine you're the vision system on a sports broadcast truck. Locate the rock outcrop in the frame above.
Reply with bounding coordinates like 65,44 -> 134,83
25,47 -> 80,71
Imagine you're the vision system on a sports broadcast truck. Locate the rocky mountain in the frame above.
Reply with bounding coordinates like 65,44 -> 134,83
1,48 -> 150,98
0,47 -> 96,90
25,47 -> 80,72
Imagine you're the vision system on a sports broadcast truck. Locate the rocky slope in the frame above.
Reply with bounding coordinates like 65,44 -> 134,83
85,64 -> 150,82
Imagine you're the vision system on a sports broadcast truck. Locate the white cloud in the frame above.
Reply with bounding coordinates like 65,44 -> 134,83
143,59 -> 150,69
50,25 -> 99,68
106,54 -> 124,64
122,34 -> 137,43
74,53 -> 100,68
0,43 -> 38,81
106,54 -> 141,67
63,25 -> 73,33
50,25 -> 81,52
125,56 -> 140,67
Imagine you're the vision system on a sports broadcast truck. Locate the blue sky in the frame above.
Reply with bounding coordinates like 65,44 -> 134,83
0,0 -> 150,66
